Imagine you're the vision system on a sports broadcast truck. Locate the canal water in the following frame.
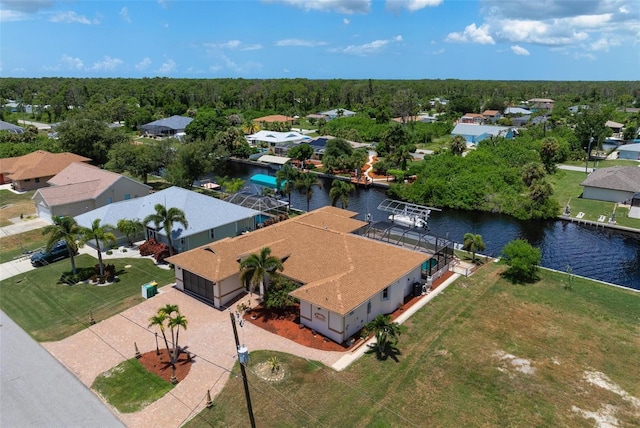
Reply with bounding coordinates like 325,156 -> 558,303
222,162 -> 640,290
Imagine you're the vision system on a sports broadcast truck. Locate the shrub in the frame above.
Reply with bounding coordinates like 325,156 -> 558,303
138,238 -> 172,263
500,239 -> 541,283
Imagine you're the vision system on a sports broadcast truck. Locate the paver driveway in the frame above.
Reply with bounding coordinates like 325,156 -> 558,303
43,286 -> 346,428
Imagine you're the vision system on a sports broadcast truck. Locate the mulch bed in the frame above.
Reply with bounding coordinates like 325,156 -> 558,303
138,348 -> 193,383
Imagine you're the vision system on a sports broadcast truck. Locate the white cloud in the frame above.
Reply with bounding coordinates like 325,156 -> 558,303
269,0 -> 371,14
511,45 -> 530,56
495,19 -> 589,46
386,0 -> 443,12
89,56 -> 123,71
45,54 -> 84,71
208,54 -> 263,75
589,37 -> 620,52
335,35 -> 403,55
49,11 -> 97,25
573,52 -> 597,61
205,40 -> 262,51
275,39 -> 328,47
0,0 -> 53,14
432,48 -> 445,55
119,7 -> 131,23
343,18 -> 350,24
446,23 -> 495,44
135,57 -> 152,71
156,59 -> 176,74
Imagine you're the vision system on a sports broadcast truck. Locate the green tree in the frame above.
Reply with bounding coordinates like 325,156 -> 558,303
41,216 -> 80,275
78,219 -> 117,277
106,142 -> 160,184
263,276 -> 298,310
329,179 -> 354,208
143,204 -> 189,256
288,143 -> 314,169
166,140 -> 211,188
295,172 -> 323,211
501,239 -> 541,283
450,135 -> 467,156
462,233 -> 486,262
239,247 -> 284,297
539,137 -> 560,174
365,314 -> 402,360
275,163 -> 299,207
56,115 -> 129,165
116,218 -> 144,246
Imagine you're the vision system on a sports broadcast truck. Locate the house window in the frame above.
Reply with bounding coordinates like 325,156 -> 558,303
382,287 -> 389,301
124,193 -> 131,200
35,178 -> 40,183
105,197 -> 112,204
210,229 -> 215,239
367,301 -> 371,314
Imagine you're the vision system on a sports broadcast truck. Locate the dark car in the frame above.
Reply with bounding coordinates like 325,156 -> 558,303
30,241 -> 73,266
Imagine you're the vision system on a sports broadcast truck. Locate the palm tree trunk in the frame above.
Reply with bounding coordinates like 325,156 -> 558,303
95,238 -> 104,276
69,252 -> 77,275
167,237 -> 174,256
172,329 -> 180,364
259,280 -> 265,297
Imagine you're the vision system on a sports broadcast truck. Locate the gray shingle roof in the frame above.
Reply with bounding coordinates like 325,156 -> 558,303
580,166 -> 640,193
74,186 -> 259,239
140,115 -> 193,132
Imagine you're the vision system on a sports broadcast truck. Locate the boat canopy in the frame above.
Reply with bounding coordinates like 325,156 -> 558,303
377,199 -> 440,219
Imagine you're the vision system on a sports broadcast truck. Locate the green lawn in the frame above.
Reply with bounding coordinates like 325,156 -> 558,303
548,169 -> 640,229
0,254 -> 176,341
186,263 -> 640,427
92,358 -> 174,413
561,159 -> 639,168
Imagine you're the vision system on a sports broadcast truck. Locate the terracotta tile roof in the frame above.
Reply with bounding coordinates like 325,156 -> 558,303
252,114 -> 295,123
0,151 -> 91,180
168,206 -> 429,315
482,110 -> 500,116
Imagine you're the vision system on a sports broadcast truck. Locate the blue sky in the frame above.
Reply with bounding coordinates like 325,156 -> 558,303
1,0 -> 638,81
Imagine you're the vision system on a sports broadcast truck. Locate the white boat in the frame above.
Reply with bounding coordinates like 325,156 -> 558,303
388,213 -> 428,228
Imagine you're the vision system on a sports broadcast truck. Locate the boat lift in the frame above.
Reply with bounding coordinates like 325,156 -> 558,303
377,199 -> 441,228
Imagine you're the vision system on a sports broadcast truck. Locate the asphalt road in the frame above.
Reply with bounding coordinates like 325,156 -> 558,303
0,311 -> 124,428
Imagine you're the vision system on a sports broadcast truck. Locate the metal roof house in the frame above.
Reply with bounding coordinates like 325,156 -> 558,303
617,143 -> 640,160
139,115 -> 193,138
167,206 -> 430,344
451,123 -> 514,145
74,186 -> 260,252
0,120 -> 24,134
319,109 -> 356,120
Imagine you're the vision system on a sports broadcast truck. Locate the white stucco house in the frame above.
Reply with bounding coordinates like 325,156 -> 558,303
580,166 -> 640,203
167,206 -> 431,344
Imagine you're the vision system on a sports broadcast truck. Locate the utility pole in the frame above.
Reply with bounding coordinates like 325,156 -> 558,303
229,311 -> 256,428
585,133 -> 594,174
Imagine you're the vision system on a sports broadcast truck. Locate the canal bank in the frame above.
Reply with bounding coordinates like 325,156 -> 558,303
225,160 -> 640,290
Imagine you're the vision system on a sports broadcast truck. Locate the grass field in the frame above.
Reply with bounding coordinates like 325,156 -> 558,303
92,358 -> 174,413
0,254 -> 176,341
549,169 -> 640,229
186,263 -> 640,427
0,189 -> 37,227
0,228 -> 49,263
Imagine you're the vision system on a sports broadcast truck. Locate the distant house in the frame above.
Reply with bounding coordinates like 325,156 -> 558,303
511,115 -> 531,127
252,115 -> 295,127
617,143 -> 640,161
167,206 -> 430,344
256,154 -> 291,170
318,109 -> 356,120
0,150 -> 91,190
74,186 -> 260,251
504,107 -> 532,116
460,113 -> 485,124
139,115 -> 193,138
605,120 -> 624,134
392,115 -> 437,124
580,167 -> 640,203
527,98 -> 554,111
246,130 -> 310,148
568,105 -> 590,114
32,162 -> 151,222
0,120 -> 24,134
482,110 -> 502,123
451,123 -> 514,145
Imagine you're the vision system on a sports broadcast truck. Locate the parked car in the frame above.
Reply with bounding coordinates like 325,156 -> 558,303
30,241 -> 74,267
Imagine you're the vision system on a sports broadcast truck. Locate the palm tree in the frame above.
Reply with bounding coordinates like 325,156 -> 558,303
239,247 -> 284,297
41,216 -> 80,274
148,312 -> 170,357
143,204 -> 189,256
276,163 -> 299,208
450,135 -> 467,156
295,172 -> 322,212
168,312 -> 188,363
78,219 -> 116,277
329,179 -> 354,209
462,233 -> 486,262
116,218 -> 144,246
366,314 -> 402,359
149,304 -> 188,365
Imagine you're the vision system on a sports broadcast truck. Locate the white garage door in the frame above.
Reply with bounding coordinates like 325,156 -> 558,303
37,202 -> 52,223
